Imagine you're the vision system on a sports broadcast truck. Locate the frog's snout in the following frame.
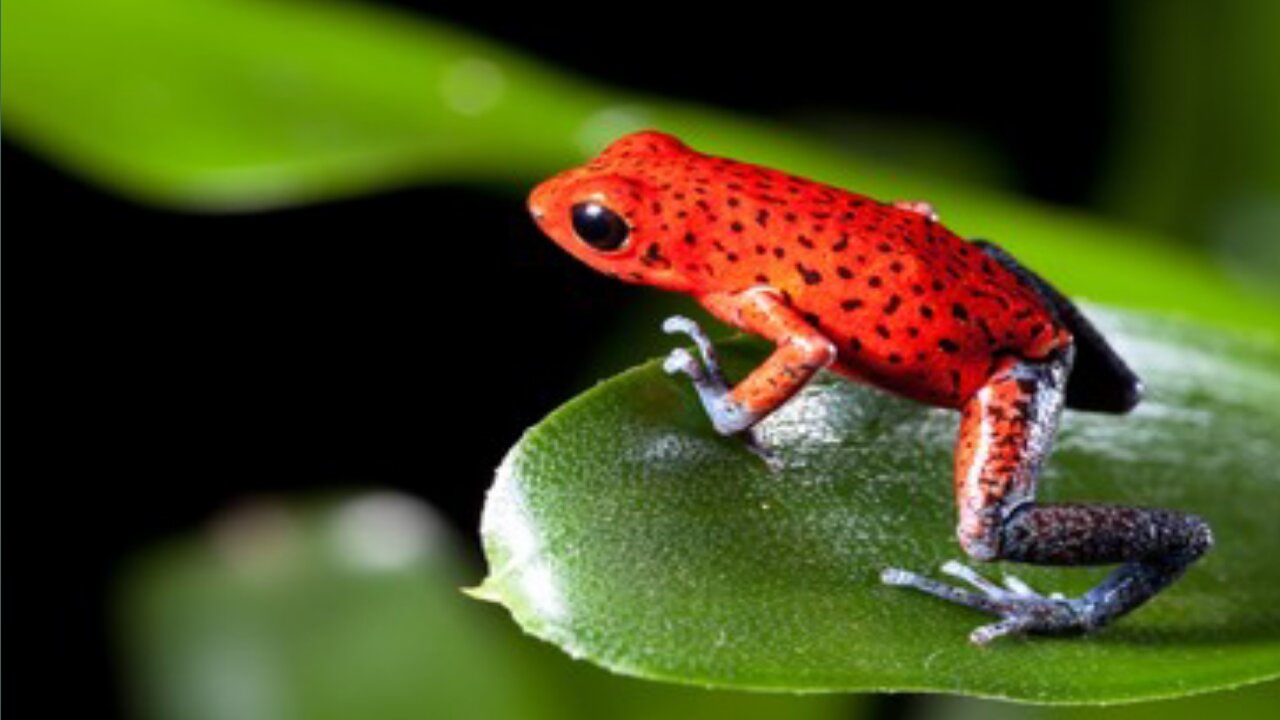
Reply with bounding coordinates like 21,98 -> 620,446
528,178 -> 557,224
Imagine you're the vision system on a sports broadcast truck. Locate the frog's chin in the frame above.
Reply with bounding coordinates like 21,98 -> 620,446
619,267 -> 696,295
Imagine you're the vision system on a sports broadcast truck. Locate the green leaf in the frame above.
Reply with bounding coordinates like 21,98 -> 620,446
119,492 -> 853,720
921,677 -> 1280,720
477,307 -> 1280,703
119,494 -> 560,720
1,0 -> 607,209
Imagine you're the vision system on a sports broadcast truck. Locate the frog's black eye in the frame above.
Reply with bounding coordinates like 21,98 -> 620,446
570,202 -> 630,252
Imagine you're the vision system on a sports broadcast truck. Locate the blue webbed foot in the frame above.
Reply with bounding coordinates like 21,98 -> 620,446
881,561 -> 1086,645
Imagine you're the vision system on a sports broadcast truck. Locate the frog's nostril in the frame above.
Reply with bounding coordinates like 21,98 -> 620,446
529,204 -> 545,220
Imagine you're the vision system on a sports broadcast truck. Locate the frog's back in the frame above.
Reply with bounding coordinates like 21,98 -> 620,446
584,133 -> 1069,407
788,200 -> 1070,408
636,143 -> 1067,407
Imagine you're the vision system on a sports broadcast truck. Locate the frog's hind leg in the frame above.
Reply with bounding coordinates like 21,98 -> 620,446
882,347 -> 1212,644
971,239 -> 1144,414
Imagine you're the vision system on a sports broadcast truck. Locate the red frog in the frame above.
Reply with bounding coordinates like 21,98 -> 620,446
528,131 -> 1211,644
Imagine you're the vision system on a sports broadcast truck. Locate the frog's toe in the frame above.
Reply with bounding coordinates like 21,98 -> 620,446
661,315 -> 727,383
970,616 -> 1039,645
892,199 -> 940,221
660,314 -> 767,448
966,596 -> 1085,645
663,347 -> 705,382
881,566 -> 1002,612
882,562 -> 1086,644
661,314 -> 704,340
661,316 -> 713,359
940,560 -> 1044,600
939,561 -> 1014,599
664,347 -> 732,403
663,347 -> 746,434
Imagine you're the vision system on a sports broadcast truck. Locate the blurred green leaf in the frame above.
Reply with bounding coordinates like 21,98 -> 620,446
1,0 -> 605,209
477,308 -> 1280,703
1103,0 -> 1280,285
119,492 -> 852,720
1098,0 -> 1280,300
4,0 -> 1278,337
920,677 -> 1280,719
788,111 -> 1015,190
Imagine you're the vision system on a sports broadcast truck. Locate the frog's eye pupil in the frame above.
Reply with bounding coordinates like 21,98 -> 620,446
571,202 -> 629,252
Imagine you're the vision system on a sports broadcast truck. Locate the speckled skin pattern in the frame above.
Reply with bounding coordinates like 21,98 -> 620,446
529,131 -> 1212,644
530,131 -> 1069,411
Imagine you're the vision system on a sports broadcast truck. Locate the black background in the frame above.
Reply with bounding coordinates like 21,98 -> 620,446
5,2 -> 1117,716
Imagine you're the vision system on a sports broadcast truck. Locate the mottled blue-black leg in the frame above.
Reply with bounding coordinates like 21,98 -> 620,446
882,346 -> 1212,644
999,504 -> 1212,632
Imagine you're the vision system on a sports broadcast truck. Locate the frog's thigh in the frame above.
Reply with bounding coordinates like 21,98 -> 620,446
970,239 -> 1143,414
953,350 -> 1070,561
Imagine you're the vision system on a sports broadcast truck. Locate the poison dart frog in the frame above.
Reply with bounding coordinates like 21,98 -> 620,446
528,131 -> 1211,645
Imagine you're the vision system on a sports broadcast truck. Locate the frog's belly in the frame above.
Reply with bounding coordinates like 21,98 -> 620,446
812,312 -> 1015,410
826,351 -> 975,410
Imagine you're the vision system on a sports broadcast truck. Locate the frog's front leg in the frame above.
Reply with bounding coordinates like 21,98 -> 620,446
663,287 -> 836,438
882,347 -> 1212,644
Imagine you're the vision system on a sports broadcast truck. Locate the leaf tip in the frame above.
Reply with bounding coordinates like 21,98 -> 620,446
461,580 -> 504,604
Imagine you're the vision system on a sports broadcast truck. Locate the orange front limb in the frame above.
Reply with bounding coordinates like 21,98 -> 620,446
706,288 -> 837,418
664,287 -> 836,436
